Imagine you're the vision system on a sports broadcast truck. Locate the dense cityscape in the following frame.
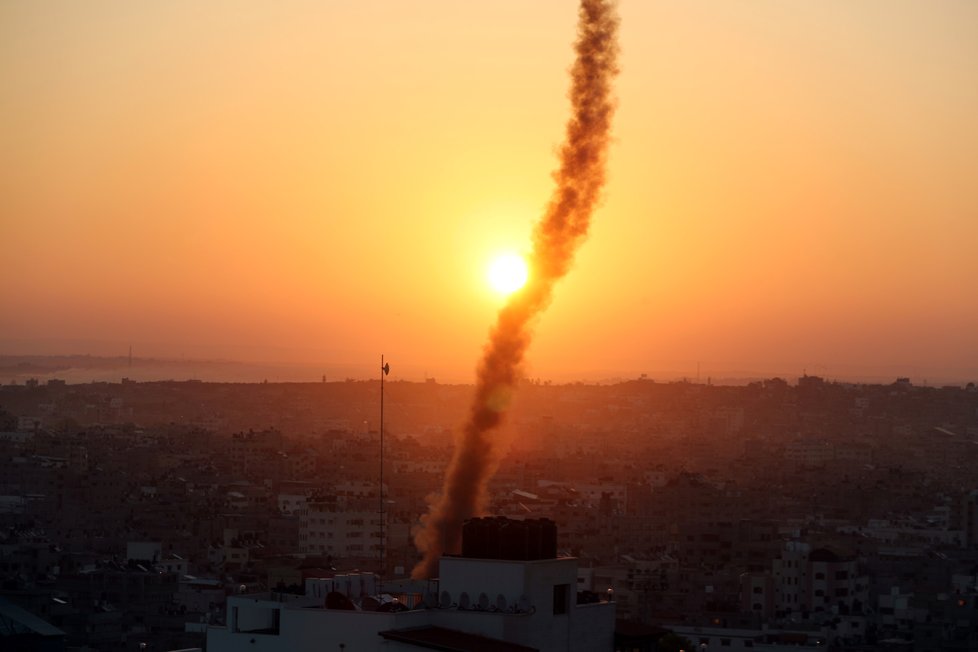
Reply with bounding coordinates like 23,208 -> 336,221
5,0 -> 976,649
2,370 -> 977,650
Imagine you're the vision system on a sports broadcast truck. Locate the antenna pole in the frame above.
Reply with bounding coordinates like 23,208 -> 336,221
380,354 -> 385,578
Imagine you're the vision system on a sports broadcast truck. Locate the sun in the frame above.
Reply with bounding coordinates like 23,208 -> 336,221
487,252 -> 529,295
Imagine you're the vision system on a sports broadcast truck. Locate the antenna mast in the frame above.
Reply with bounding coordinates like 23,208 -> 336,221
380,355 -> 390,577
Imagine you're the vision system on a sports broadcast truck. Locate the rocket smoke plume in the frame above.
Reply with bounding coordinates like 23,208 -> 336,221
411,0 -> 619,579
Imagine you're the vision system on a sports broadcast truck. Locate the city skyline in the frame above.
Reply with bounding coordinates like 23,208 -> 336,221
3,0 -> 977,384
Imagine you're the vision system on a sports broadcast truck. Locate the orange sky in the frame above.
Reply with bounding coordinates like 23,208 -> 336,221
2,1 -> 976,383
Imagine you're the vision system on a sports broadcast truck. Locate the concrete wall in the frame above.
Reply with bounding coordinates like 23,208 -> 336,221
209,602 -> 430,652
230,597 -> 281,633
439,557 -> 529,607
523,560 -> 578,651
282,608 -> 428,651
209,556 -> 614,652
126,541 -> 162,563
570,602 -> 616,651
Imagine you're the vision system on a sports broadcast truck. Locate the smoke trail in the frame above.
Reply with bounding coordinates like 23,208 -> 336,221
411,0 -> 619,579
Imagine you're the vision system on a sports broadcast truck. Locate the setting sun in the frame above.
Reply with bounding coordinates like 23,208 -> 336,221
487,253 -> 529,295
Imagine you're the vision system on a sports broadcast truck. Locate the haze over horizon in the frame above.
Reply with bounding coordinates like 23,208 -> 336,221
0,351 -> 971,389
3,1 -> 977,385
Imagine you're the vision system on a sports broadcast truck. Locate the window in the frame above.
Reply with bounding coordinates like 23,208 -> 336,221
835,570 -> 849,580
553,584 -> 569,615
721,639 -> 731,647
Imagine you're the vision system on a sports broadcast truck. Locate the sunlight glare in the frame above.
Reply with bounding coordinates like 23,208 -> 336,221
488,252 -> 529,295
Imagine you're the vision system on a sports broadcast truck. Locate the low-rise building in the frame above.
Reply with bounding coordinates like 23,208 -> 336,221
207,517 -> 616,651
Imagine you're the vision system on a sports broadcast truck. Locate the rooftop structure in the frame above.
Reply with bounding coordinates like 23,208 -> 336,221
206,517 -> 615,651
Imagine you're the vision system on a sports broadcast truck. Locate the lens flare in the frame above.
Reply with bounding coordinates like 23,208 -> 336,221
488,253 -> 529,295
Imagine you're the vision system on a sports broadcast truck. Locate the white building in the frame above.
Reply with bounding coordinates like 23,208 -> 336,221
773,541 -> 809,614
963,489 -> 978,548
126,541 -> 162,564
769,542 -> 867,620
277,493 -> 308,516
300,500 -> 383,559
573,482 -> 627,513
207,518 -> 615,651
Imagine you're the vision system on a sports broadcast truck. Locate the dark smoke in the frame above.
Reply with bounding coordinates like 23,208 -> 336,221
411,0 -> 619,579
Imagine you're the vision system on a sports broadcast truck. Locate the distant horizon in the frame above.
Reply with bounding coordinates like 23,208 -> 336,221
1,350 -> 974,388
3,2 -> 976,397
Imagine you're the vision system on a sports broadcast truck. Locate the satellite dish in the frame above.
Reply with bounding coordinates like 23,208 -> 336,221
459,592 -> 471,610
478,592 -> 490,610
423,592 -> 438,608
325,592 -> 356,610
439,591 -> 452,609
361,596 -> 380,611
518,594 -> 530,613
495,594 -> 507,611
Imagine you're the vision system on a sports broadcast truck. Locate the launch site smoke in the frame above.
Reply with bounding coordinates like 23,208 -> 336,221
411,0 -> 620,579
